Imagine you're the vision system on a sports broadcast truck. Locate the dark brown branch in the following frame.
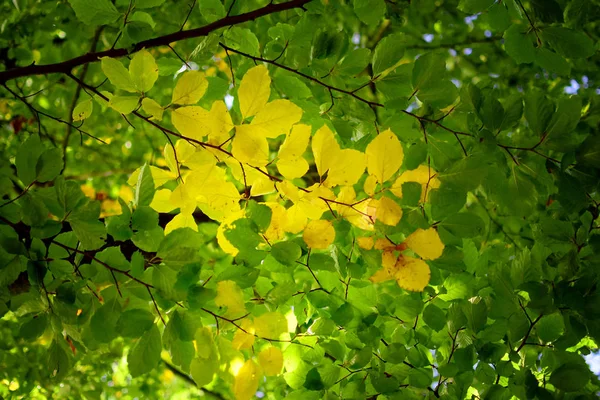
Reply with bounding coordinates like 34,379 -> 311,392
0,0 -> 311,83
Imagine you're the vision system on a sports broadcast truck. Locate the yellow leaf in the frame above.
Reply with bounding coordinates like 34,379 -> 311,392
365,129 -> 404,183
278,124 -> 311,159
263,202 -> 287,242
364,174 -> 377,196
277,157 -> 309,180
238,65 -> 270,119
326,149 -> 366,187
395,256 -> 431,292
369,250 -> 399,283
404,228 -> 445,260
129,49 -> 158,93
283,204 -> 307,234
165,213 -> 197,235
376,196 -> 403,226
232,320 -> 255,350
303,219 -> 335,249
150,189 -> 175,213
232,125 -> 269,167
169,184 -> 196,214
250,176 -> 276,197
206,101 -> 235,148
171,106 -> 212,141
254,312 -> 288,339
216,210 -> 245,256
215,280 -> 246,319
391,164 -> 440,202
234,360 -> 260,400
277,124 -> 311,180
172,70 -> 208,105
186,164 -> 241,221
250,99 -> 303,138
374,237 -> 395,250
357,236 -> 374,250
311,125 -> 338,178
258,347 -> 283,376
141,97 -> 163,121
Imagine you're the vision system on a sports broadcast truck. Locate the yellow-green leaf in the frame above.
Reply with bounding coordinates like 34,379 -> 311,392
129,49 -> 158,93
141,97 -> 163,121
259,347 -> 284,376
72,98 -> 93,121
215,280 -> 246,318
101,57 -> 136,92
234,360 -> 260,400
172,70 -> 208,105
109,95 -> 140,114
254,311 -> 288,339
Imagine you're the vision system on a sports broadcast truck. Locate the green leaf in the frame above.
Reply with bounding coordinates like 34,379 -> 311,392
542,26 -> 595,59
545,96 -> 582,150
504,25 -> 535,64
101,57 -> 137,92
127,324 -> 162,377
36,148 -> 63,183
576,135 -> 600,168
549,362 -> 590,392
19,314 -> 48,340
535,48 -> 571,76
524,90 -> 554,136
224,27 -> 259,56
72,98 -> 93,121
16,135 -> 44,186
372,33 -> 406,76
48,340 -> 71,381
303,367 -> 325,390
271,241 -> 301,266
458,0 -> 494,13
90,299 -> 122,342
136,0 -> 165,8
68,201 -> 107,250
412,52 -> 446,90
536,312 -> 565,342
190,356 -> 218,386
423,304 -> 446,331
247,200 -> 272,231
353,0 -> 386,25
117,309 -> 155,338
337,48 -> 371,76
134,164 -> 155,207
109,95 -> 140,114
199,0 -> 225,23
67,0 -> 119,26
440,212 -> 485,238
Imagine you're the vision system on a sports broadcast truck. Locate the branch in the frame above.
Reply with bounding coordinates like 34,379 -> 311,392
0,0 -> 312,83
219,42 -> 384,109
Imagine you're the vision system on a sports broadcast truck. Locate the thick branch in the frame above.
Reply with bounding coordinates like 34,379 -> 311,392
0,0 -> 311,83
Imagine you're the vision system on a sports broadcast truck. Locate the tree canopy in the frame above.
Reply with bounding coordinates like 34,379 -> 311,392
1,0 -> 600,399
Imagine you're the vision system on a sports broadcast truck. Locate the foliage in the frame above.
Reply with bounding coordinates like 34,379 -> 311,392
1,0 -> 600,399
